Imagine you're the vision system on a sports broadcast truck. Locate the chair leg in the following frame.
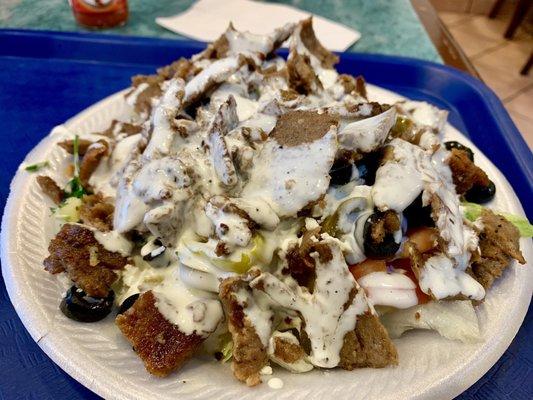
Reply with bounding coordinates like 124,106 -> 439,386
520,53 -> 533,76
504,0 -> 532,39
489,0 -> 505,18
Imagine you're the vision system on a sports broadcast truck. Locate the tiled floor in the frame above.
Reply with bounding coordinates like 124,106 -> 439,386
439,10 -> 533,149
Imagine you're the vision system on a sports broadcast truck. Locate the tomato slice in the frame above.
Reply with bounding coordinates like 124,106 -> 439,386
398,227 -> 439,258
349,259 -> 387,281
390,259 -> 431,304
350,257 -> 431,305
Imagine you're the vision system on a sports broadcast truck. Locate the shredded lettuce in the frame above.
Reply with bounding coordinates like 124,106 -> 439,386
462,202 -> 533,237
53,197 -> 82,222
64,135 -> 87,198
25,161 -> 49,172
220,339 -> 233,363
380,300 -> 481,343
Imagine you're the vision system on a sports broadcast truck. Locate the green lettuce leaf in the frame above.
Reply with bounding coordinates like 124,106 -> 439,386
220,338 -> 233,363
64,135 -> 87,199
25,161 -> 49,172
461,202 -> 533,237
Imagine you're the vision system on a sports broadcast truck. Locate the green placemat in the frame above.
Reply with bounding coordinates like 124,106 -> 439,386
0,0 -> 441,62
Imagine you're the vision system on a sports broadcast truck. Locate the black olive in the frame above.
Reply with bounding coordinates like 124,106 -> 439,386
444,141 -> 474,161
363,211 -> 401,259
143,245 -> 166,261
464,180 -> 496,204
356,151 -> 381,185
329,159 -> 353,186
403,193 -> 434,228
60,286 -> 114,322
129,230 -> 147,246
117,293 -> 140,315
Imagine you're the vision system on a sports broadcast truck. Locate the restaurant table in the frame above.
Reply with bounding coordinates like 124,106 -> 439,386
0,1 -> 530,399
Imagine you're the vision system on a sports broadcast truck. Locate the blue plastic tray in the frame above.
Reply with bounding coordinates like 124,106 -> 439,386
0,29 -> 531,400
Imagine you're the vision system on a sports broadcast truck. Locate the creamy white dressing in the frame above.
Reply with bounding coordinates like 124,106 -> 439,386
179,263 -> 222,293
242,128 -> 337,217
93,230 -> 133,257
373,139 -> 478,270
267,377 -> 284,389
372,139 -> 424,212
90,133 -> 142,198
208,128 -> 238,188
250,239 -> 369,368
176,231 -> 240,285
184,57 -> 241,104
231,197 -> 280,230
126,82 -> 149,109
398,100 -> 448,133
205,199 -> 252,249
419,254 -> 485,300
153,277 -> 224,337
133,157 -> 192,202
358,271 -> 418,309
48,22 -> 491,376
117,257 -> 169,304
143,79 -> 184,159
338,107 -> 396,153
234,287 -> 273,347
211,83 -> 259,122
268,331 -> 313,373
114,185 -> 149,233
225,29 -> 272,63
79,223 -> 133,257
319,184 -> 374,264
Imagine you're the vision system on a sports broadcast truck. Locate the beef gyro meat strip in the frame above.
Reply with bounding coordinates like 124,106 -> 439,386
219,273 -> 269,386
58,138 -> 94,155
296,18 -> 339,69
471,209 -> 525,289
339,313 -> 399,370
79,140 -> 109,188
183,56 -> 245,107
371,139 -> 484,301
43,224 -> 127,298
142,78 -> 185,160
268,331 -> 313,373
250,237 -> 397,369
282,225 -> 325,289
113,78 -> 195,242
126,74 -> 165,119
286,18 -> 340,95
338,74 -> 368,99
79,193 -> 114,232
337,106 -> 396,154
115,291 -> 205,377
125,59 -> 193,120
96,119 -> 143,139
207,96 -> 239,188
241,110 -> 338,217
36,175 -> 64,205
124,57 -> 194,122
287,53 -> 323,95
447,148 -> 490,195
195,22 -> 295,63
205,195 -> 279,252
156,57 -> 195,81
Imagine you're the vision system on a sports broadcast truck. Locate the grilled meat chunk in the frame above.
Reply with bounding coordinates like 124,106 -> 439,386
116,291 -> 204,376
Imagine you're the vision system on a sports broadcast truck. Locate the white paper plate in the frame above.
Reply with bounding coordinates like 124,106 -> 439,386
1,86 -> 531,400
